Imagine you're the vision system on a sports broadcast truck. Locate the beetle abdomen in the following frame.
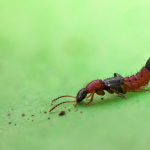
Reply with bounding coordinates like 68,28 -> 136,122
124,58 -> 150,91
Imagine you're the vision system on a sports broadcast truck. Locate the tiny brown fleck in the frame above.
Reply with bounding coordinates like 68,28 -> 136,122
8,122 -> 11,124
101,98 -> 104,100
74,109 -> 78,112
31,115 -> 34,116
80,111 -> 83,113
22,113 -> 25,117
7,112 -> 10,116
14,124 -> 16,126
59,111 -> 65,116
68,109 -> 71,112
48,117 -> 50,119
44,111 -> 47,114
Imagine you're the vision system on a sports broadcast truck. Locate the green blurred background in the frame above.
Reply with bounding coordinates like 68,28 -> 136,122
0,0 -> 150,150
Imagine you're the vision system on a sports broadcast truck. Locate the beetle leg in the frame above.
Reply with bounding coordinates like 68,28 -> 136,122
124,81 -> 150,92
86,93 -> 93,99
85,91 -> 95,107
107,89 -> 114,94
121,85 -> 127,94
114,73 -> 123,77
74,102 -> 79,107
133,89 -> 150,92
110,87 -> 127,99
124,82 -> 134,90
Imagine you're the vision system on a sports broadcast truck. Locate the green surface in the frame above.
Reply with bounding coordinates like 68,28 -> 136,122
0,1 -> 150,150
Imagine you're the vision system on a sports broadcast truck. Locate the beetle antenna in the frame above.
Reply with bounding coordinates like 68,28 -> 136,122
49,100 -> 77,112
51,95 -> 76,105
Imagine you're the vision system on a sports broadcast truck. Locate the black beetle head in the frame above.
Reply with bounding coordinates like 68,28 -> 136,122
76,88 -> 88,103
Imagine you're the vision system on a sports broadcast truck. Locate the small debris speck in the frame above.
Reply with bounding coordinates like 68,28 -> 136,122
14,124 -> 16,126
101,98 -> 104,100
68,109 -> 71,112
48,117 -> 50,119
40,111 -> 41,113
59,111 -> 65,116
74,109 -> 78,112
32,120 -> 33,121
31,115 -> 34,116
22,113 -> 25,117
44,111 -> 47,113
8,122 -> 11,124
12,109 -> 13,110
80,111 -> 83,113
7,112 -> 10,116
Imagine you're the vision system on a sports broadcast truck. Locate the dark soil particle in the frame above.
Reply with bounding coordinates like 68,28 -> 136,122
8,122 -> 11,124
44,111 -> 47,113
22,113 -> 25,116
59,111 -> 65,116
31,115 -> 34,116
48,117 -> 50,119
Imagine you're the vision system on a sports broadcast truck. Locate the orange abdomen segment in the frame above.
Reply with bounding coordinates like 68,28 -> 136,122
129,75 -> 139,89
141,68 -> 150,82
124,59 -> 150,92
124,77 -> 132,91
136,72 -> 147,87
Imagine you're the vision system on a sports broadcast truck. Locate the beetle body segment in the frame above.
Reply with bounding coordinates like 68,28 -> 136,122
103,76 -> 124,93
86,80 -> 104,93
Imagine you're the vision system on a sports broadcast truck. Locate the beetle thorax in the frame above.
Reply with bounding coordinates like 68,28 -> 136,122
86,80 -> 104,93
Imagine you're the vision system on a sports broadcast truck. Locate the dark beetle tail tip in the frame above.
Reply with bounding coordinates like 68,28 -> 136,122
145,58 -> 150,71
